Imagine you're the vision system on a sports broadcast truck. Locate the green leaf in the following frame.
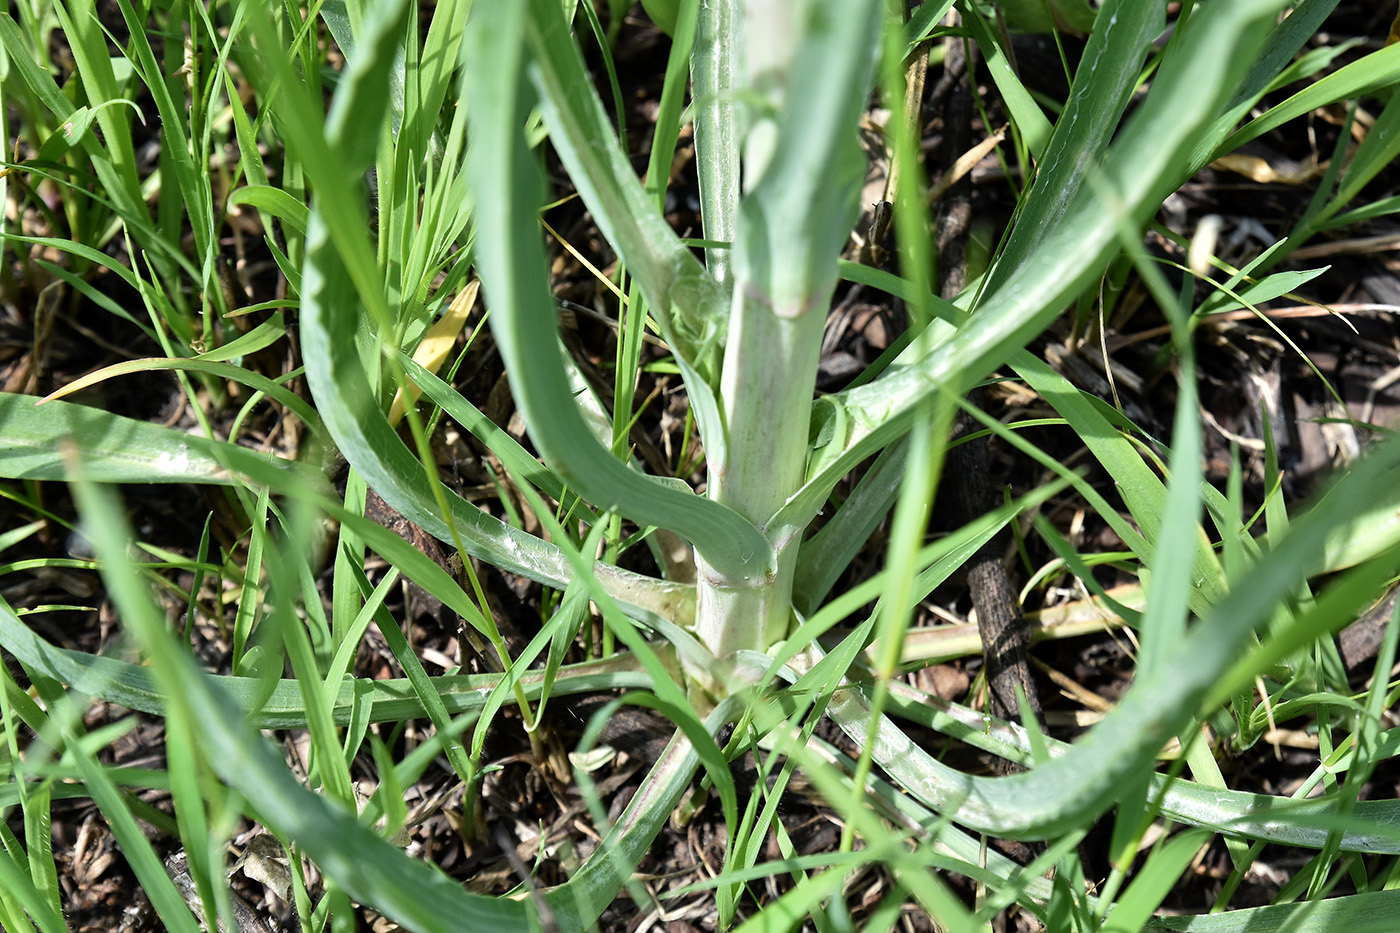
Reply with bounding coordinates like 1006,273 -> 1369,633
227,187 -> 310,236
1104,831 -> 1210,932
465,0 -> 774,582
1145,889 -> 1400,932
396,352 -> 596,521
0,392 -> 315,486
825,430 -> 1400,841
39,355 -> 319,433
0,592 -> 660,730
36,100 -> 138,161
641,0 -> 679,34
0,825 -> 65,933
964,7 -> 1054,159
525,0 -> 730,384
1198,267 -> 1329,317
982,0 -> 1165,294
1220,41 -> 1400,156
783,0 -> 1284,533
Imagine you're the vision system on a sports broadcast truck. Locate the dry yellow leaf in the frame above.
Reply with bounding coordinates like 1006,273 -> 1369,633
388,278 -> 480,426
1210,152 -> 1324,185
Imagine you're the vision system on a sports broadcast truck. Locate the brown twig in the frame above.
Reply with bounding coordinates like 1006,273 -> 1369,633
934,35 -> 1043,727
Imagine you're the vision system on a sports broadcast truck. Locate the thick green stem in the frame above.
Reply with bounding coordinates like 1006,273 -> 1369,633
712,294 -> 824,521
693,289 -> 825,665
693,547 -> 797,675
687,0 -> 881,675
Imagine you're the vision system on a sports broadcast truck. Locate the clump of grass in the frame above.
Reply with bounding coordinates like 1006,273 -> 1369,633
3,1 -> 1400,931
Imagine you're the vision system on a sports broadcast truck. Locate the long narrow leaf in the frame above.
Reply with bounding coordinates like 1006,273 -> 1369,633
0,595 -> 660,729
825,431 -> 1400,840
524,0 -> 729,382
778,0 -> 1286,534
464,1 -> 774,582
0,393 -> 315,486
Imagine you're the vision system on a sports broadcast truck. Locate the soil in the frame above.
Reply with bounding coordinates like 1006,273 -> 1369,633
4,3 -> 1400,931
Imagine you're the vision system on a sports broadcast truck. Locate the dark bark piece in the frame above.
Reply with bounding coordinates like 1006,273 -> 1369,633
934,37 -> 1042,727
1338,586 -> 1399,679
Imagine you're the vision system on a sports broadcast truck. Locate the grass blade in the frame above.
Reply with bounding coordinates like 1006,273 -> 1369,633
465,0 -> 774,581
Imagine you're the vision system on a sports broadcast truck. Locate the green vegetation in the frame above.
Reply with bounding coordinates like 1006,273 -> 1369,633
3,0 -> 1400,930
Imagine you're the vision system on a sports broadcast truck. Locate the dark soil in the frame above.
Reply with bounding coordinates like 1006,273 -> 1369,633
4,3 -> 1400,931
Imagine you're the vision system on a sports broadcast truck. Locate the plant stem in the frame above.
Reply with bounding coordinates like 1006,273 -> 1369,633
693,287 -> 825,667
688,0 -> 881,674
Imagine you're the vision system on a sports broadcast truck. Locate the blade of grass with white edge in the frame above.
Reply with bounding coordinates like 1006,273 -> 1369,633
0,593 -> 661,728
227,186 -> 309,238
263,0 -> 690,610
778,0 -> 1287,537
822,430 -> 1400,840
525,0 -> 731,461
464,1 -> 774,583
1144,889 -> 1400,932
0,392 -> 317,487
0,400 -> 691,624
882,666 -> 1400,854
524,0 -> 729,381
0,434 -> 672,730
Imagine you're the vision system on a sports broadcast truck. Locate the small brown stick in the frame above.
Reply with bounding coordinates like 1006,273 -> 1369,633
933,36 -> 1043,726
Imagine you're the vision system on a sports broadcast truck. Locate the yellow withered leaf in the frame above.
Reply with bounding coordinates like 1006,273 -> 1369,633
388,279 -> 480,426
